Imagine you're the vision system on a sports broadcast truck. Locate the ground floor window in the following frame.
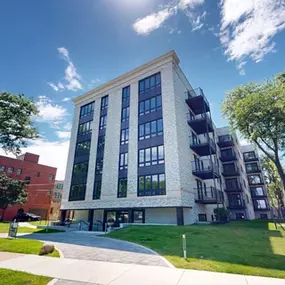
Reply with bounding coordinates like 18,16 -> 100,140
236,213 -> 245,220
260,213 -> 268,219
133,210 -> 144,223
198,214 -> 207,222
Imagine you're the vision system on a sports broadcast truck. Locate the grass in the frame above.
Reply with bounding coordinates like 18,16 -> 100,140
0,238 -> 60,257
0,268 -> 52,285
107,220 -> 285,278
0,222 -> 64,233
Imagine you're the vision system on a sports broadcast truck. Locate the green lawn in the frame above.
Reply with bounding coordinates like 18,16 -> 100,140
0,222 -> 63,234
0,269 -> 51,285
0,238 -> 60,257
108,220 -> 285,278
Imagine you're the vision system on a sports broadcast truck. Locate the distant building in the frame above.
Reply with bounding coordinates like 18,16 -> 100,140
0,152 -> 57,221
50,180 -> 64,220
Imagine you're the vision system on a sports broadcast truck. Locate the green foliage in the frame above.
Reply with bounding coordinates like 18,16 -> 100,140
0,174 -> 27,219
0,92 -> 39,155
213,207 -> 230,221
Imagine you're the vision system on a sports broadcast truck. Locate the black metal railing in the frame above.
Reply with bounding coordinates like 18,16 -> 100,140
189,135 -> 216,149
192,160 -> 219,174
195,187 -> 223,203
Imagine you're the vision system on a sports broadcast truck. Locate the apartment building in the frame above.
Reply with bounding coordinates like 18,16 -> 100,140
61,51 -> 270,229
50,180 -> 64,220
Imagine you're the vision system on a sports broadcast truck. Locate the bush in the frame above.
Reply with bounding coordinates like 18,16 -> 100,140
214,207 -> 230,223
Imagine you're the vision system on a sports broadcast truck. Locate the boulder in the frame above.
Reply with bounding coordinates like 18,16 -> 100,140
39,244 -> 55,256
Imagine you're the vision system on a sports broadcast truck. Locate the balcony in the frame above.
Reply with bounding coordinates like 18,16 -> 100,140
217,136 -> 234,148
187,112 -> 214,135
195,187 -> 224,204
222,166 -> 240,177
224,182 -> 243,192
185,87 -> 210,115
244,156 -> 258,162
246,167 -> 261,174
220,152 -> 237,162
189,136 -> 216,156
228,204 -> 245,210
192,159 -> 220,180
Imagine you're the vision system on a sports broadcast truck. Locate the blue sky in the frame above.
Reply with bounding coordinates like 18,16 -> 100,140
0,0 -> 285,179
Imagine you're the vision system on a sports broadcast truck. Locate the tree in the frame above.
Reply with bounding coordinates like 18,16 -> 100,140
261,157 -> 284,216
222,72 -> 285,190
0,92 -> 39,155
0,173 -> 28,221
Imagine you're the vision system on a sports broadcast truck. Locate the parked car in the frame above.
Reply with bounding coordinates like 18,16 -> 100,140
13,212 -> 41,222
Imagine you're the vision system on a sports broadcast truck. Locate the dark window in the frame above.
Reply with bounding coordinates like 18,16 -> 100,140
133,210 -> 143,223
118,178 -> 127,198
50,208 -> 53,214
248,174 -> 262,185
138,173 -> 166,196
250,186 -> 265,196
228,194 -> 242,207
35,172 -> 40,177
73,162 -> 88,175
223,163 -> 236,173
17,168 -> 22,176
80,102 -> 94,118
25,176 -> 31,185
97,136 -> 105,148
236,213 -> 245,220
0,166 -> 5,172
69,184 -> 86,201
218,134 -> 232,142
139,73 -> 161,94
76,141 -> 91,154
139,95 -> 162,116
122,86 -> 130,102
243,151 -> 257,160
139,119 -> 163,140
78,121 -> 92,135
198,214 -> 207,222
95,159 -> 103,174
245,162 -> 259,172
121,107 -> 129,122
99,115 -> 107,129
101,95 -> 108,110
7,167 -> 14,173
260,214 -> 268,219
120,129 -> 129,145
225,178 -> 240,189
119,153 -> 128,170
221,148 -> 235,158
93,181 -> 101,200
253,199 -> 268,209
139,145 -> 164,167
49,174 -> 54,181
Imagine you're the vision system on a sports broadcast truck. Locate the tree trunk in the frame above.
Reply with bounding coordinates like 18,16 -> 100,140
275,157 -> 285,195
0,207 -> 7,222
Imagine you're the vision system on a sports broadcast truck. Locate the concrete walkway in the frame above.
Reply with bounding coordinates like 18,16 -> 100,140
0,232 -> 170,267
0,253 -> 284,285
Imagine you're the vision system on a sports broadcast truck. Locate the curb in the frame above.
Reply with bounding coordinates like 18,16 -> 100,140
104,237 -> 175,268
47,279 -> 58,285
55,246 -> 64,259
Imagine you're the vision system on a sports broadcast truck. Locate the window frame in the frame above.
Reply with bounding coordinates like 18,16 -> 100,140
78,121 -> 92,136
7,167 -> 14,174
118,178 -> 128,198
138,73 -> 161,94
139,95 -> 162,116
99,115 -> 107,130
69,184 -> 86,201
80,102 -> 94,118
119,152 -> 128,170
121,106 -> 130,122
137,173 -> 166,196
138,118 -> 163,140
122,86 -> 130,103
100,95 -> 109,110
93,181 -> 102,200
138,145 -> 164,167
120,128 -> 129,145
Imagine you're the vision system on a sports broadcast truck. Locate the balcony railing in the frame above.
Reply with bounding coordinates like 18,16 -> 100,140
189,135 -> 216,156
187,112 -> 214,135
222,167 -> 240,177
228,203 -> 245,209
192,159 -> 220,179
224,182 -> 243,192
195,187 -> 224,204
217,136 -> 234,148
220,152 -> 237,162
185,87 -> 210,115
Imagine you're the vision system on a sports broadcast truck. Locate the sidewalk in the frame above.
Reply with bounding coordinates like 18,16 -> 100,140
0,252 -> 284,285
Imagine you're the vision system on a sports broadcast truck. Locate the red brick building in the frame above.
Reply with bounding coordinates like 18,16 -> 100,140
0,153 -> 57,221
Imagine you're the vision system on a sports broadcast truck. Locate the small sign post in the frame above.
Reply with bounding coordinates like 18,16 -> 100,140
8,220 -> 18,238
182,234 -> 187,259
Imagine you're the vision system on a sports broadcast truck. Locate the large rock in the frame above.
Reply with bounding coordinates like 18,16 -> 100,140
39,244 -> 55,256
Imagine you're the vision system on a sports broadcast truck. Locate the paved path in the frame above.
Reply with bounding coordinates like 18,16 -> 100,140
0,253 -> 284,285
0,232 -> 170,267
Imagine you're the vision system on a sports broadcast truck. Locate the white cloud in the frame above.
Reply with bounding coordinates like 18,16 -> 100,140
56,131 -> 71,139
48,47 -> 83,92
62,97 -> 71,102
0,139 -> 69,180
35,96 -> 68,128
220,0 -> 285,71
132,0 -> 204,35
63,122 -> 72,131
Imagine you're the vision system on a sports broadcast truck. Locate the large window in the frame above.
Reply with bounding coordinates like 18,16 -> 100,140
223,163 -> 236,173
118,178 -> 127,198
139,119 -> 163,140
253,199 -> 268,210
221,148 -> 235,158
122,86 -> 130,102
80,102 -> 94,118
101,95 -> 108,110
251,186 -> 265,196
121,107 -> 129,122
7,167 -> 14,173
245,162 -> 259,173
95,158 -> 103,174
248,174 -> 262,185
69,184 -> 86,201
243,151 -> 257,160
139,73 -> 161,94
78,121 -> 92,135
138,173 -> 166,196
0,166 -> 5,172
73,162 -> 88,175
76,141 -> 91,154
218,134 -> 232,143
119,153 -> 128,170
93,181 -> 101,200
97,135 -> 105,148
139,145 -> 164,167
228,194 -> 242,207
120,129 -> 129,145
225,178 -> 240,189
198,214 -> 207,222
99,115 -> 107,129
139,95 -> 162,116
